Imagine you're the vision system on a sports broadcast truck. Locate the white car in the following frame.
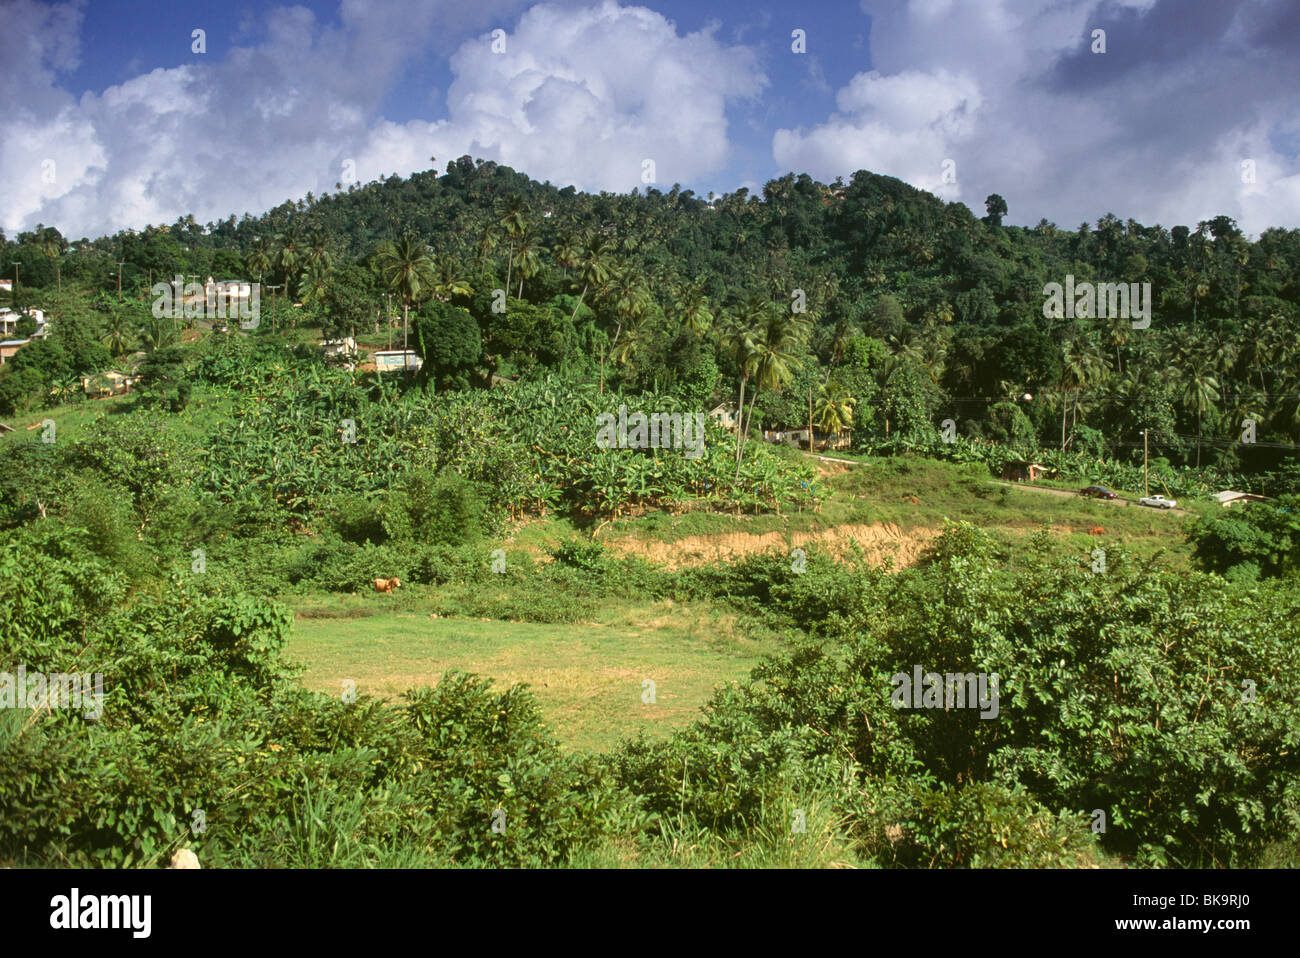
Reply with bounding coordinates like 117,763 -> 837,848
1139,495 -> 1177,509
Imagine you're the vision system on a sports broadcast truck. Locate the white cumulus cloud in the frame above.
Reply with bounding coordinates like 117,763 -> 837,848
0,0 -> 765,239
773,0 -> 1300,235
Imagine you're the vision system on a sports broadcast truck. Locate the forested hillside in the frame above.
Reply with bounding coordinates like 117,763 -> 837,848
4,156 -> 1299,488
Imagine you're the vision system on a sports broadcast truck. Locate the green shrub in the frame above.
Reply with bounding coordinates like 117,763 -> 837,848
385,468 -> 490,546
848,778 -> 1102,868
328,493 -> 389,545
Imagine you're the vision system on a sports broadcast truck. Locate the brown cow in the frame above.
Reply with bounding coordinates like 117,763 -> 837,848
373,577 -> 401,593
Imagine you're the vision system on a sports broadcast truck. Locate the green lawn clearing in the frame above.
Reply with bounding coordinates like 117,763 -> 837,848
285,597 -> 778,753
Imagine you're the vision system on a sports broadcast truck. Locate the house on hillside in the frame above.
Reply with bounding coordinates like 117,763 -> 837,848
205,277 -> 255,303
1002,461 -> 1051,482
781,427 -> 851,451
822,429 -> 852,451
0,339 -> 27,365
81,371 -> 136,398
709,403 -> 739,431
1212,490 -> 1272,508
321,337 -> 357,358
0,308 -> 47,339
374,349 -> 422,374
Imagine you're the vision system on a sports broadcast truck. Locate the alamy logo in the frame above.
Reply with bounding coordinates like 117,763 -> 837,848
152,275 -> 261,328
596,405 -> 707,460
0,667 -> 104,720
1043,274 -> 1151,329
50,889 -> 151,938
890,666 -> 1000,719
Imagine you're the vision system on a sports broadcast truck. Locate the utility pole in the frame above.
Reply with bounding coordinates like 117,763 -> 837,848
1143,429 -> 1149,498
116,262 -> 124,302
10,263 -> 18,310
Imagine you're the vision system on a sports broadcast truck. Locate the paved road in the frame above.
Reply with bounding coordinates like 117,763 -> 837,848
990,480 -> 1190,516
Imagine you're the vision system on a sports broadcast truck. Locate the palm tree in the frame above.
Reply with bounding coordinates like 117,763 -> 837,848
723,305 -> 762,472
877,352 -> 902,438
475,223 -> 498,271
141,316 -> 178,351
823,316 -> 855,382
555,231 -> 581,279
1106,322 -> 1130,377
305,229 -> 333,272
609,314 -> 645,372
39,228 -> 65,292
677,280 -> 713,336
433,261 -> 473,302
603,266 -> 650,350
743,310 -> 806,468
275,231 -> 302,297
377,235 -> 435,358
496,195 -> 528,295
246,237 -> 272,290
1229,235 -> 1250,321
103,310 -> 136,356
569,236 -> 612,324
299,261 -> 330,306
511,230 -> 545,298
1059,337 -> 1092,451
1181,363 -> 1221,468
732,296 -> 807,476
815,381 -> 856,444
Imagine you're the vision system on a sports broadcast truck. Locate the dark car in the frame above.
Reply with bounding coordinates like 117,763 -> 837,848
1079,485 -> 1118,500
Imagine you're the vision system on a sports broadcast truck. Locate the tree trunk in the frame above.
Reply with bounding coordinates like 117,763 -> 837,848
1061,391 -> 1068,453
569,284 -> 588,325
735,376 -> 747,472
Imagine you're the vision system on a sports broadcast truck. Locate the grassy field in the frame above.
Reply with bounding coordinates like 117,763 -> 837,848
595,455 -> 1199,570
0,391 -> 133,443
286,594 -> 779,753
0,380 -> 235,446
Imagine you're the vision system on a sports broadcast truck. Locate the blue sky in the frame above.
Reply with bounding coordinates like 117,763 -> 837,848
4,0 -> 1298,239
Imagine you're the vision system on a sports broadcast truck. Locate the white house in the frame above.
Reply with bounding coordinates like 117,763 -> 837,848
0,307 -> 46,337
373,349 -> 422,373
1212,490 -> 1272,508
321,337 -> 358,358
0,308 -> 49,363
205,277 -> 254,301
